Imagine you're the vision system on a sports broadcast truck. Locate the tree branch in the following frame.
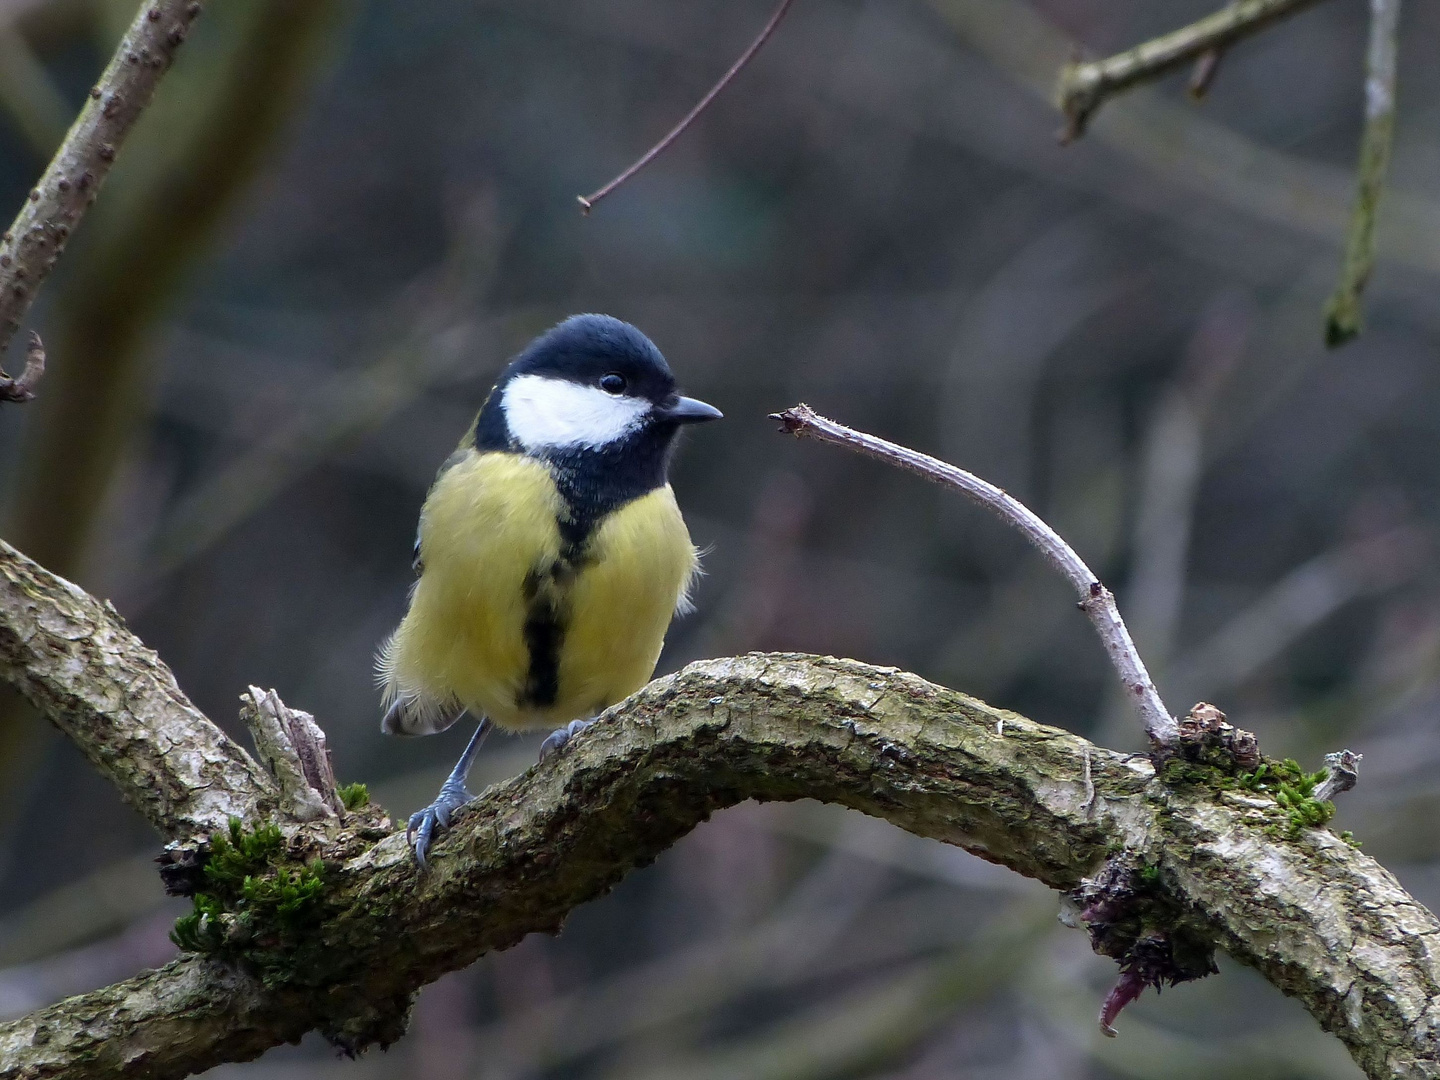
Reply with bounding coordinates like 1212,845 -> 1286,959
0,330 -> 43,402
1055,0 -> 1330,140
0,0 -> 204,368
577,0 -> 796,213
772,403 -> 1178,746
1323,0 -> 1401,346
0,539 -> 275,841
0,650 -> 1433,1079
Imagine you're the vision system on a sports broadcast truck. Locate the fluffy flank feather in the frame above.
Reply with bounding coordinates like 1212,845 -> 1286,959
376,634 -> 461,736
674,543 -> 707,616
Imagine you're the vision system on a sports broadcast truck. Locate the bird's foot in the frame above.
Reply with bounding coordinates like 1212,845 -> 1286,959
539,717 -> 596,762
406,778 -> 473,867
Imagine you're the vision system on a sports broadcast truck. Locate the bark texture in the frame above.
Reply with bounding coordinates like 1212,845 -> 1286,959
0,540 -> 275,840
0,547 -> 1437,1079
0,0 -> 206,356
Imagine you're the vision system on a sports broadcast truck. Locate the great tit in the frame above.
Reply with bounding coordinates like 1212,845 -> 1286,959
377,313 -> 721,863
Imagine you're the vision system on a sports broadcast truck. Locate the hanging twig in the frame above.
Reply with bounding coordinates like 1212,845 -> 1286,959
1324,0 -> 1401,346
577,0 -> 796,214
1186,49 -> 1224,100
0,330 -> 44,403
1055,0 -> 1329,141
772,404 -> 1178,747
0,0 -> 206,365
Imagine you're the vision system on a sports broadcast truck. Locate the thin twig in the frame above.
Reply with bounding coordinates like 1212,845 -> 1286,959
0,0 -> 206,359
1324,0 -> 1401,347
1055,0 -> 1329,140
577,0 -> 796,214
0,330 -> 43,402
772,404 -> 1178,746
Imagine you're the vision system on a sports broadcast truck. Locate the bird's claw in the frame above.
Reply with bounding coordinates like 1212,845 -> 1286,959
406,779 -> 473,867
539,717 -> 596,762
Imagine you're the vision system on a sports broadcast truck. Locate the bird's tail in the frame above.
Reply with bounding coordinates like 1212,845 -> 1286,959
375,634 -> 460,737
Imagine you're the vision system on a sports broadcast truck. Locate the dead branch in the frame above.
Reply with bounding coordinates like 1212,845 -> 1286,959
771,403 -> 1178,746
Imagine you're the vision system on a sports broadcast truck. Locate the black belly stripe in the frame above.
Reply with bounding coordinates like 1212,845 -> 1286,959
511,432 -> 674,713
516,557 -> 578,711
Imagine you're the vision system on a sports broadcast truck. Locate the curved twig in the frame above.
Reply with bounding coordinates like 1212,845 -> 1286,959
577,0 -> 796,213
772,403 -> 1178,746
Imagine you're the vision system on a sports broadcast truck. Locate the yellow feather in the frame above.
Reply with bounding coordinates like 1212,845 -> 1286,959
380,449 -> 697,733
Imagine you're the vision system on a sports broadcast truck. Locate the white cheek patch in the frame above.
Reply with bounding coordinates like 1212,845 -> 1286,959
502,374 -> 651,452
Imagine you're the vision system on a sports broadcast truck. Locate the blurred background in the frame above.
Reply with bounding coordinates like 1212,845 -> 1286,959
1,0 -> 1437,1075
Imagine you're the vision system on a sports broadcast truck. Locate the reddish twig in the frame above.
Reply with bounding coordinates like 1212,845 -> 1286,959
577,0 -> 797,214
772,403 -> 1179,746
0,331 -> 45,403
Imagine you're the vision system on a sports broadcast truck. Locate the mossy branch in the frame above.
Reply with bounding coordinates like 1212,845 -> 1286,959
1324,0 -> 1402,346
0,547 -> 1434,1079
1055,0 -> 1330,140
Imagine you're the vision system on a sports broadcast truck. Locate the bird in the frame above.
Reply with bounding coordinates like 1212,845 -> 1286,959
376,313 -> 721,864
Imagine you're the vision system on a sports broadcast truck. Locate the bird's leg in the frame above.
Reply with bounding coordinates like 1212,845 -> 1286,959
407,714 -> 493,866
539,717 -> 597,761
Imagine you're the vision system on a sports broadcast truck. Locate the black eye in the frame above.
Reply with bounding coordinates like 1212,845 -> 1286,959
600,373 -> 626,394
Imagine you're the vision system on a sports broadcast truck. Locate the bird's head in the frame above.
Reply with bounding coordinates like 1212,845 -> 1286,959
484,314 -> 721,456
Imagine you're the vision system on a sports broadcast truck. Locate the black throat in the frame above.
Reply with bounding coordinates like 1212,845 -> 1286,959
541,427 -> 678,557
474,398 -> 678,558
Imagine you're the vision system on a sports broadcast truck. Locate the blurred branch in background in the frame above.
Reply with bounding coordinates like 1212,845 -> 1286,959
1125,293 -> 1251,672
1051,0 -> 1406,342
927,0 -> 1440,284
1324,0 -> 1401,346
0,0 -> 346,855
600,905 -> 1054,1080
134,193 -> 521,600
1168,525 -> 1430,707
7,0 -> 345,578
1055,0 -> 1330,141
0,0 -> 205,364
0,21 -> 68,157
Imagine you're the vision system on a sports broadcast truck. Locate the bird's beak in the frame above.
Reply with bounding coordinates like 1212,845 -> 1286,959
663,396 -> 723,424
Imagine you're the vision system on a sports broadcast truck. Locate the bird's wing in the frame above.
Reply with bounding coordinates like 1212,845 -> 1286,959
413,446 -> 475,575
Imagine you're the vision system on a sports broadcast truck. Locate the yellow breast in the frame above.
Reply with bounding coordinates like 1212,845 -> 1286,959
380,450 -> 697,731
